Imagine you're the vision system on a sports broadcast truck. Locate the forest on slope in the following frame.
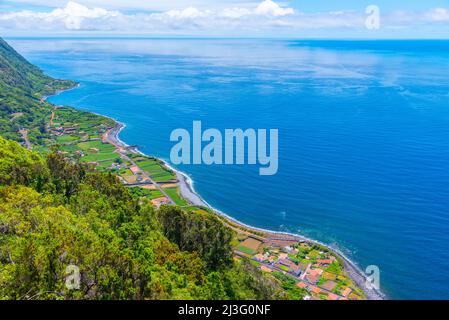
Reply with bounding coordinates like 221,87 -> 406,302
0,37 -> 294,300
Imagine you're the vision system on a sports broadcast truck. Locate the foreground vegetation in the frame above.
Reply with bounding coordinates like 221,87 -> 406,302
0,138 -> 287,299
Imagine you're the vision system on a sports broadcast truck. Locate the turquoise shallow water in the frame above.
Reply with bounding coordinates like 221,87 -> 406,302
10,38 -> 449,299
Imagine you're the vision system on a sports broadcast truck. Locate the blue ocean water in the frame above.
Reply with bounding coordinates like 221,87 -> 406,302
10,38 -> 449,300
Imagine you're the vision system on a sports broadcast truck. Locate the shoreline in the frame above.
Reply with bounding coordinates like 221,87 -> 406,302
109,121 -> 386,301
47,87 -> 386,301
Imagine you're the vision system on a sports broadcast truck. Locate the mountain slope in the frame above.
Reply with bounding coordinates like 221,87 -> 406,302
0,38 -> 76,144
0,37 -> 290,300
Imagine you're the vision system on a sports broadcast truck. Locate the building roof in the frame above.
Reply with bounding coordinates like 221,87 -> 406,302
306,274 -> 319,284
317,259 -> 333,265
130,165 -> 140,174
341,287 -> 352,297
307,268 -> 323,276
279,253 -> 288,259
278,259 -> 302,274
310,286 -> 321,294
254,254 -> 266,261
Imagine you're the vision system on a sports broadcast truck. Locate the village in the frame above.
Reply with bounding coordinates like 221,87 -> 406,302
234,232 -> 365,300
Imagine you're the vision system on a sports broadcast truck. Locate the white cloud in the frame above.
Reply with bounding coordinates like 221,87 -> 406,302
165,7 -> 212,19
1,1 -> 121,30
1,1 -> 448,35
255,0 -> 294,17
50,1 -> 120,29
0,0 -> 360,34
3,0 -> 255,12
424,8 -> 449,22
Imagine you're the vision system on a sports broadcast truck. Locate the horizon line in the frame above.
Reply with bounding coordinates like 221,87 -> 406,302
4,35 -> 449,41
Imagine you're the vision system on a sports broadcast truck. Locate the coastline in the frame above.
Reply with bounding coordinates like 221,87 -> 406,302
46,86 -> 386,301
108,121 -> 386,301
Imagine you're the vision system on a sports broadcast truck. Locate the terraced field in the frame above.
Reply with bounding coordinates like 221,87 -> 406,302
134,157 -> 177,183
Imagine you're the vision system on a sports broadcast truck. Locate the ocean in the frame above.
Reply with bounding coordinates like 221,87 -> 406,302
9,38 -> 449,299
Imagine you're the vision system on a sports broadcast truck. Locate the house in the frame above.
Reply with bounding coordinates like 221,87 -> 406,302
110,163 -> 121,170
130,165 -> 140,174
305,268 -> 323,284
296,282 -> 307,289
254,254 -> 267,262
341,287 -> 352,297
307,268 -> 323,277
277,259 -> 302,277
317,256 -> 336,266
279,253 -> 288,260
310,286 -> 321,295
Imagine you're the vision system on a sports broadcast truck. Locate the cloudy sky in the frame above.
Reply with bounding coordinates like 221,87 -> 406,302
1,0 -> 449,38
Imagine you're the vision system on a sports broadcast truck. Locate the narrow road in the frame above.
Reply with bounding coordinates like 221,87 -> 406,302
18,129 -> 31,149
49,107 -> 56,127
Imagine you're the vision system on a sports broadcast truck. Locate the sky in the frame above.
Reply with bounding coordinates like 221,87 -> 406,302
1,0 -> 449,38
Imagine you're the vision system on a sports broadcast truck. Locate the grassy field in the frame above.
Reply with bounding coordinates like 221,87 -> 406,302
56,134 -> 79,144
78,140 -> 115,152
82,153 -> 118,162
236,245 -> 257,255
128,187 -> 164,200
239,237 -> 262,252
164,187 -> 188,206
135,158 -> 176,183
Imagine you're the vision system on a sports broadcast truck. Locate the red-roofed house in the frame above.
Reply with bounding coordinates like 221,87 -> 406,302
317,259 -> 333,265
276,259 -> 302,276
341,287 -> 352,297
310,286 -> 321,294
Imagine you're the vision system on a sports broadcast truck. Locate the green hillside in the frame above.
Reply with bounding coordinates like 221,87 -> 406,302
0,138 -> 285,299
0,38 -> 76,144
0,37 -> 289,300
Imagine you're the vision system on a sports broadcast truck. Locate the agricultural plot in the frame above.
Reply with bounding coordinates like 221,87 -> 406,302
56,134 -> 80,144
135,158 -> 176,183
237,237 -> 262,255
163,187 -> 188,206
76,140 -> 119,164
128,187 -> 164,200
